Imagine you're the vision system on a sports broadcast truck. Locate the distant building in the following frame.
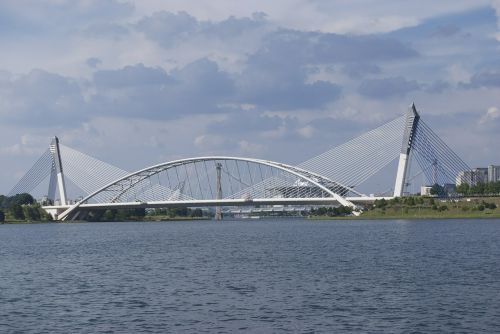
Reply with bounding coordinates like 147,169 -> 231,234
474,168 -> 489,183
456,171 -> 473,186
420,186 -> 432,196
421,184 -> 456,197
488,165 -> 500,182
456,168 -> 488,186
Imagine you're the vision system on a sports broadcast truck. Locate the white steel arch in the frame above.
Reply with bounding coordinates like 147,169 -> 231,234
58,156 -> 359,220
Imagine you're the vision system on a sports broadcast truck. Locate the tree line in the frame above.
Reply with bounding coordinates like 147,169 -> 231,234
309,205 -> 353,217
0,193 -> 52,222
456,181 -> 500,196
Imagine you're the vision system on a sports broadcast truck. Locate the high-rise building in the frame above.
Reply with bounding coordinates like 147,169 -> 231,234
456,168 -> 488,186
456,171 -> 472,186
488,165 -> 500,182
474,168 -> 489,183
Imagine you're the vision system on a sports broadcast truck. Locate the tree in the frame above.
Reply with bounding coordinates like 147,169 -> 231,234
430,184 -> 445,196
0,210 -> 4,222
456,183 -> 469,195
133,208 -> 146,218
103,209 -> 116,221
375,198 -> 387,208
405,196 -> 416,206
10,193 -> 35,206
10,204 -> 25,220
190,208 -> 203,217
23,206 -> 41,221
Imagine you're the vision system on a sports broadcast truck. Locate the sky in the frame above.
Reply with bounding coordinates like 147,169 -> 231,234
1,0 -> 500,194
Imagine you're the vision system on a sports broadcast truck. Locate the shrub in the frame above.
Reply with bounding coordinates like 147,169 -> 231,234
486,203 -> 497,210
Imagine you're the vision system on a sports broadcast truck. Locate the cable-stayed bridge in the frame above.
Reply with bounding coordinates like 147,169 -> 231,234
9,104 -> 472,220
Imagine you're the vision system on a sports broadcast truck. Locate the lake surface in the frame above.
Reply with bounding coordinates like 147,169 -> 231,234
1,219 -> 499,333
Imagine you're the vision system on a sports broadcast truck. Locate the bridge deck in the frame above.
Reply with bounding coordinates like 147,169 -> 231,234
43,196 -> 392,212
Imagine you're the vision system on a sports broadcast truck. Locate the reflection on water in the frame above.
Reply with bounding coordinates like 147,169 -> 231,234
1,219 -> 499,333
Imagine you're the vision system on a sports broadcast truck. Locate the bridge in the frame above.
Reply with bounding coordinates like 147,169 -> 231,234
9,104 -> 472,220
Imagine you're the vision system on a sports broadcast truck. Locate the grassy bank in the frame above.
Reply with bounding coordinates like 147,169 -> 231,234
311,197 -> 500,220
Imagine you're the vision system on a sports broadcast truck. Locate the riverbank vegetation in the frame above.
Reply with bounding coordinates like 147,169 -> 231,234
0,193 -> 52,223
360,196 -> 500,219
456,181 -> 500,196
309,196 -> 500,220
86,207 -> 207,222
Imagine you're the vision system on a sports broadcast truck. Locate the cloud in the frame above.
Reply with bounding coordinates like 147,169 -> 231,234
207,112 -> 285,134
86,57 -> 102,68
90,59 -> 234,119
479,106 -> 500,124
0,69 -> 88,126
309,0 -> 490,33
93,63 -> 173,89
252,30 -> 417,65
136,11 -> 200,47
430,24 -> 461,38
358,76 -> 421,99
493,0 -> 500,41
234,29 -> 417,109
341,63 -> 381,78
423,80 -> 450,93
136,11 -> 269,48
467,70 -> 500,88
0,0 -> 134,35
82,22 -> 130,40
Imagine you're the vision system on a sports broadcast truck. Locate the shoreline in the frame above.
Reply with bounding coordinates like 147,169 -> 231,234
310,214 -> 500,220
3,214 -> 500,224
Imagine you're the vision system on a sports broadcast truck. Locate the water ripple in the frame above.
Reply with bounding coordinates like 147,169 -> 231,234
0,219 -> 499,333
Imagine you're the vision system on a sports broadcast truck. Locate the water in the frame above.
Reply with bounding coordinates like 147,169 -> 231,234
1,219 -> 499,333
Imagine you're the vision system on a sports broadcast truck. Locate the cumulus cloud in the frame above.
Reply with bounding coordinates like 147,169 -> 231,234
207,112 -> 285,134
0,69 -> 88,126
82,22 -> 130,40
466,70 -> 500,88
493,0 -> 500,41
358,76 -> 421,99
341,63 -> 381,78
0,0 -> 134,35
86,57 -> 102,68
479,106 -> 500,124
136,11 -> 269,48
93,63 -> 173,89
235,29 -> 417,109
89,59 -> 234,119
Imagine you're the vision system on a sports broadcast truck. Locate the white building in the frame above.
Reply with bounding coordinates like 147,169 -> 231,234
421,186 -> 432,196
488,165 -> 500,182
